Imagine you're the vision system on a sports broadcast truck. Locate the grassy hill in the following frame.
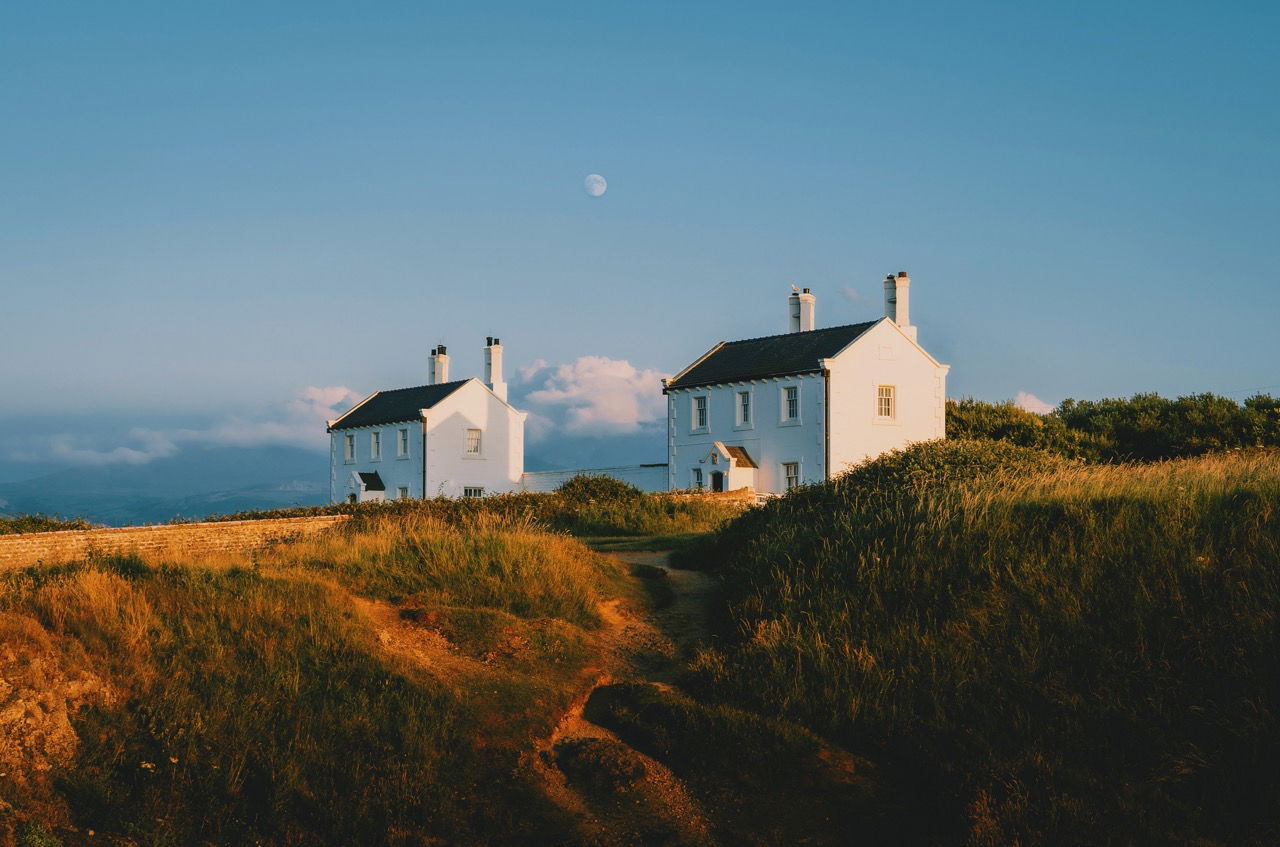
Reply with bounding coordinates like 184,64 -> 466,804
681,441 -> 1280,844
4,454 -> 1279,845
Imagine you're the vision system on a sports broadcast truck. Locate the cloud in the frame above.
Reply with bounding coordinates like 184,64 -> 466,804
7,386 -> 362,467
841,283 -> 869,305
1013,391 -> 1054,415
513,356 -> 669,440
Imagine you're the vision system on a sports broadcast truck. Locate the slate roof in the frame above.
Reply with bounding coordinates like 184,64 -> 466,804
666,321 -> 879,390
329,380 -> 470,430
724,445 -> 758,469
357,472 -> 385,491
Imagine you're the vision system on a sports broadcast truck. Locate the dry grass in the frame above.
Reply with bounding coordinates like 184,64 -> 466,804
0,512 -> 631,845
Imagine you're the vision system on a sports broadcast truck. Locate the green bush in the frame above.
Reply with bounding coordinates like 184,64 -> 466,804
556,474 -> 643,502
687,442 -> 1280,844
950,392 -> 1280,462
0,515 -> 97,535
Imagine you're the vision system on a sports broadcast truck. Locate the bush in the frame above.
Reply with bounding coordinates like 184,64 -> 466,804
687,442 -> 1280,844
556,474 -> 643,503
0,515 -> 98,535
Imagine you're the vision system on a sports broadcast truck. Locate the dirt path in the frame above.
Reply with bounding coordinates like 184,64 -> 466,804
525,550 -> 724,846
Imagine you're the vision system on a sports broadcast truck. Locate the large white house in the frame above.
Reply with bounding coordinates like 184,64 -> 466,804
663,273 -> 949,494
328,339 -> 526,502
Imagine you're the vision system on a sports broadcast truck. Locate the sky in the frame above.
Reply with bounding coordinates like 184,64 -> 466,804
1,1 -> 1277,474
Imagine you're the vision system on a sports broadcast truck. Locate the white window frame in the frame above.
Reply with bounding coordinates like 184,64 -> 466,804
463,486 -> 484,498
781,385 -> 801,424
735,389 -> 753,429
782,461 -> 800,491
397,428 -> 410,458
343,434 -> 355,463
691,467 -> 703,490
465,428 -> 482,456
691,395 -> 708,432
370,431 -> 382,461
877,385 -> 896,421
396,486 -> 410,500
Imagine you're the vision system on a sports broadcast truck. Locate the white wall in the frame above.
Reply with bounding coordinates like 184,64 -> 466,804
825,320 -> 948,476
331,379 -> 527,502
520,464 -> 669,494
331,423 -> 425,502
667,371 -> 827,495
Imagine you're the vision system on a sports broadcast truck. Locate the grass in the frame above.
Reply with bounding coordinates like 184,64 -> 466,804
685,441 -> 1280,845
0,512 -> 633,845
206,485 -> 743,539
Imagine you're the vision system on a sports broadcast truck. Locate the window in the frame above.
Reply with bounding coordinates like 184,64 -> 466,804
783,386 -> 799,422
465,428 -> 482,454
693,396 -> 708,430
783,462 -> 800,491
877,385 -> 896,419
463,486 -> 484,498
370,431 -> 382,461
396,486 -> 410,500
737,391 -> 751,426
343,434 -> 355,463
397,428 -> 410,457
691,468 -> 703,489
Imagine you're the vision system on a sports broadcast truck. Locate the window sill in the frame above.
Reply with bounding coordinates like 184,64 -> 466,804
462,454 -> 485,460
778,419 -> 802,427
733,423 -> 754,431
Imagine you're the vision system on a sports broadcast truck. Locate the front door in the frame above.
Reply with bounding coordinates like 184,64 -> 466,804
710,471 -> 724,492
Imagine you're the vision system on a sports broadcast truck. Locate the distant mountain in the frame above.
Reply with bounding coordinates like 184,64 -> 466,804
0,446 -> 329,526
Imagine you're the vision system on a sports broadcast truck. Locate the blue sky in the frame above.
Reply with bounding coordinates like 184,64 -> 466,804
2,1 -> 1277,471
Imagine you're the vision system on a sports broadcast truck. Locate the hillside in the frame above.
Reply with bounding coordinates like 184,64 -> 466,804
0,494 -> 866,846
4,451 -> 1279,845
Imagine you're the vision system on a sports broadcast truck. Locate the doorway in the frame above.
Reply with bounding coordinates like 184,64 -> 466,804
710,471 -> 725,492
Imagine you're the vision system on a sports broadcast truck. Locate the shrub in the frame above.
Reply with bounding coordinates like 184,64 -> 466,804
556,474 -> 643,502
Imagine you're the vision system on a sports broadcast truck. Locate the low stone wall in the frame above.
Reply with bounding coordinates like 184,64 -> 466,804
0,515 -> 350,569
521,463 -> 670,493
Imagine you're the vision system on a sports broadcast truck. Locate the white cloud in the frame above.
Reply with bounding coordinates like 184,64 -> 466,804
1014,391 -> 1054,415
8,386 -> 362,467
841,283 -> 869,305
515,356 -> 669,440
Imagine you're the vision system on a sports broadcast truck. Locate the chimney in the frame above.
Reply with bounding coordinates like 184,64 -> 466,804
789,287 -> 817,332
883,272 -> 916,342
429,345 -> 450,384
484,336 -> 507,402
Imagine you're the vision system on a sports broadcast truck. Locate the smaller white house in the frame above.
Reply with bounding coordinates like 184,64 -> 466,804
664,274 -> 949,495
328,339 -> 526,502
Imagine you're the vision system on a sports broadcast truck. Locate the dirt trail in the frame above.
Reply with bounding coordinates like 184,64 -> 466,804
524,551 -> 723,846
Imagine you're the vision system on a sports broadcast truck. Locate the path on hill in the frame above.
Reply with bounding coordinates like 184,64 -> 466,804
527,550 -> 723,846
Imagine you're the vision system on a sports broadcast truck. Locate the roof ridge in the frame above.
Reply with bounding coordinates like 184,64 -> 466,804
719,320 -> 878,347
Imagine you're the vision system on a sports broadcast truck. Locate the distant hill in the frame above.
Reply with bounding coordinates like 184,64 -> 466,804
0,445 -> 329,526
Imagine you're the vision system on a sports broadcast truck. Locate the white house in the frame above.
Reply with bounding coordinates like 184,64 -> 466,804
328,338 -> 527,502
663,273 -> 949,495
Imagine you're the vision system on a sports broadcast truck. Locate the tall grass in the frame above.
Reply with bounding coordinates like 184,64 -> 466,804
0,512 -> 626,845
688,441 -> 1280,845
209,486 -> 742,538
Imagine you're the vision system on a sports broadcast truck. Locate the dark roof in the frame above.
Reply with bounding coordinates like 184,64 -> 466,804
666,321 -> 879,390
724,445 -> 758,469
357,472 -> 385,491
330,380 -> 470,430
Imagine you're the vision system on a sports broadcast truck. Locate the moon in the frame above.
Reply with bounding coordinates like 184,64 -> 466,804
584,173 -> 607,197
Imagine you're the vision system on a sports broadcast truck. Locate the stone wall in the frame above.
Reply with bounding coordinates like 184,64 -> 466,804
0,515 -> 350,569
